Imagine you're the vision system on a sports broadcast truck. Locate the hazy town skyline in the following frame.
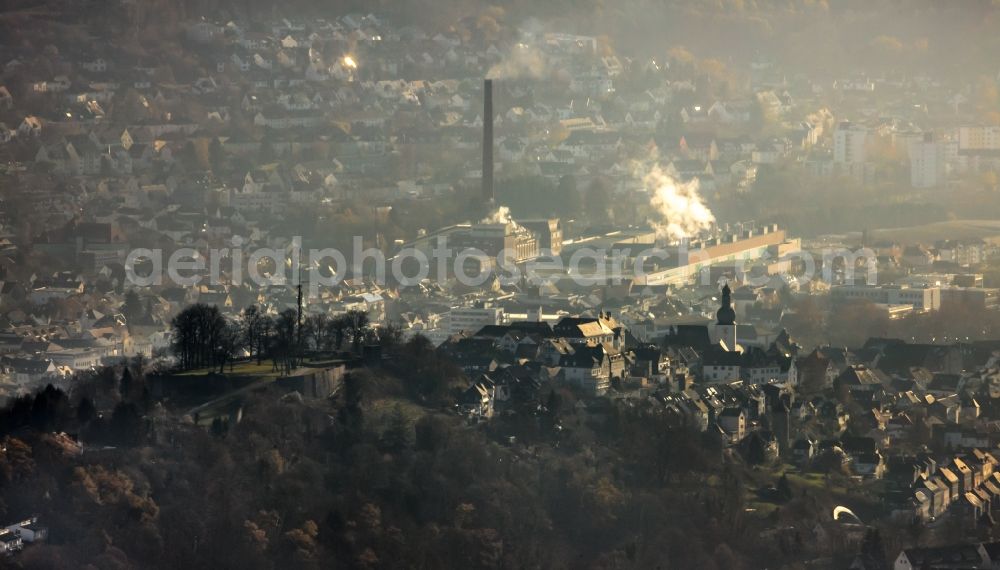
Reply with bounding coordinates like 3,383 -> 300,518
1,1 -> 1000,568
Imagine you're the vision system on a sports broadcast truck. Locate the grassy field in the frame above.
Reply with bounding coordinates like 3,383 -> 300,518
366,396 -> 439,431
784,471 -> 827,489
171,358 -> 440,430
170,361 -> 291,425
175,361 -> 284,380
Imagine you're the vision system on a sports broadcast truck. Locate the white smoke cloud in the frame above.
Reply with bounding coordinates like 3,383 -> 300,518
633,155 -> 715,241
487,42 -> 547,80
481,206 -> 521,228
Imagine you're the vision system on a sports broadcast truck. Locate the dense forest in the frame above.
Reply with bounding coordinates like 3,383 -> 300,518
0,335 -> 867,570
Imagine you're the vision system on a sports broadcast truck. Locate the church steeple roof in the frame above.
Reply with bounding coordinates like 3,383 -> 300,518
716,283 -> 736,325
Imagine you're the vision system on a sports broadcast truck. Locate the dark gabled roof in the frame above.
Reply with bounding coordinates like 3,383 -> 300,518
743,345 -> 790,369
850,390 -> 882,408
854,452 -> 882,465
4,357 -> 53,374
816,346 -> 853,366
836,365 -> 881,386
438,336 -> 495,358
559,342 -> 618,368
507,321 -> 554,336
792,438 -> 815,449
890,378 -> 919,393
632,344 -> 664,362
460,381 -> 491,405
840,435 -> 876,454
452,353 -> 497,369
50,337 -> 98,349
664,345 -> 701,365
562,130 -> 621,147
732,286 -> 758,301
719,406 -> 744,418
862,337 -> 907,350
680,132 -> 717,147
877,343 -> 961,376
927,373 -> 962,393
852,347 -> 883,365
798,348 -> 831,369
472,324 -> 508,338
702,347 -> 743,367
65,134 -> 100,154
662,324 -> 712,350
983,541 -> 1000,560
514,343 -> 540,360
494,365 -> 542,401
901,544 -> 986,566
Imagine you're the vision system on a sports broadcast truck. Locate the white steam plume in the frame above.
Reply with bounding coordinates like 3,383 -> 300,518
633,155 -> 715,241
481,206 -> 521,228
487,42 -> 547,80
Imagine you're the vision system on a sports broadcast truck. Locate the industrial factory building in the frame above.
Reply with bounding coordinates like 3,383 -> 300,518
632,223 -> 800,286
450,222 -> 541,263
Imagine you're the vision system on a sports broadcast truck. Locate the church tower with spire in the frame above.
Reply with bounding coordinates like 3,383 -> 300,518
714,282 -> 738,351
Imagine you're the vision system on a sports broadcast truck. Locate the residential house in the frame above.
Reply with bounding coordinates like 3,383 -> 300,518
718,407 -> 747,444
792,438 -> 817,465
893,544 -> 990,570
5,358 -> 58,387
553,314 -> 621,347
18,116 -> 41,137
678,133 -> 719,161
4,518 -> 46,543
559,342 -> 625,396
460,377 -> 496,419
0,529 -> 22,555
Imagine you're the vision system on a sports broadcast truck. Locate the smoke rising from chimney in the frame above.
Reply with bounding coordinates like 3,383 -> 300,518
486,22 -> 548,80
480,206 -> 520,228
487,42 -> 548,80
632,152 -> 716,241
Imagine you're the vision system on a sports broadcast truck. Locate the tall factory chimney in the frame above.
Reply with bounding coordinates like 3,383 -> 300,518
482,79 -> 494,203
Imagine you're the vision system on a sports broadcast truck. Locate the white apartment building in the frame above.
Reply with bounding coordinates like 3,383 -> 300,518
958,126 -> 1000,152
834,121 -> 868,164
909,133 -> 945,188
447,306 -> 504,335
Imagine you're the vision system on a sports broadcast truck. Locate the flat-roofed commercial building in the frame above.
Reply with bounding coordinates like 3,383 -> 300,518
831,284 -> 941,311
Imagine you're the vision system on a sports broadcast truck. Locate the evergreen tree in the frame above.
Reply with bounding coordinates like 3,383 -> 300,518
337,373 -> 364,449
381,405 -> 410,453
776,473 -> 793,502
76,397 -> 96,425
123,290 -> 144,324
858,528 -> 888,570
110,402 -> 143,446
119,368 -> 134,401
